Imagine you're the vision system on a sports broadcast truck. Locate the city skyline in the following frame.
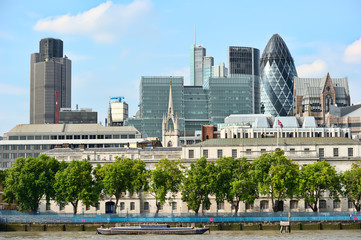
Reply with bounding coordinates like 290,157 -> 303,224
1,0 -> 361,136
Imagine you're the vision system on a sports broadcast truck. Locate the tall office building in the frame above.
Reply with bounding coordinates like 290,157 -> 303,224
190,45 -> 206,86
213,63 -> 228,78
203,56 -> 214,85
228,46 -> 260,76
30,38 -> 71,124
260,34 -> 297,116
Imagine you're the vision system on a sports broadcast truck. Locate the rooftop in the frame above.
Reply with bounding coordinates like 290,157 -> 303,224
191,137 -> 359,147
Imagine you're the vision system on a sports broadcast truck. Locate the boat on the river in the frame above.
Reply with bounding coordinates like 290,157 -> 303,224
96,224 -> 209,235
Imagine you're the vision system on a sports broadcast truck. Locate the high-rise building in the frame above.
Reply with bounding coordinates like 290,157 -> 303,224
228,46 -> 260,76
260,34 -> 297,116
202,56 -> 214,85
190,45 -> 206,86
126,75 -> 260,141
212,63 -> 228,78
107,97 -> 129,126
30,38 -> 71,124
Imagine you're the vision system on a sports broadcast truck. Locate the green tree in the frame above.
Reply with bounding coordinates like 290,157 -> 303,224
253,150 -> 299,212
3,154 -> 60,212
54,159 -> 99,214
299,160 -> 341,212
228,158 -> 258,215
103,158 -> 148,213
181,157 -> 214,214
341,161 -> 361,211
149,159 -> 183,213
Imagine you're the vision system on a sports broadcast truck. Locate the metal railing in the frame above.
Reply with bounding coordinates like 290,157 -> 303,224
1,210 -> 360,224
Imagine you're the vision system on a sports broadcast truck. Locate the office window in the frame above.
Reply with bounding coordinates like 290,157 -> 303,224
304,148 -> 310,153
245,203 -> 254,210
189,150 -> 194,158
43,136 -> 49,140
261,149 -> 266,153
59,203 -> 65,211
319,200 -> 327,209
232,149 -> 237,158
18,145 -> 25,150
319,148 -> 324,157
34,145 -> 41,150
260,200 -> 269,210
348,148 -> 353,157
58,135 -> 65,140
217,201 -> 224,210
105,135 -> 112,139
11,145 -> 17,150
203,149 -> 208,158
333,148 -> 339,157
20,136 -> 26,140
333,200 -> 340,209
144,202 -> 149,211
290,148 -> 295,154
246,149 -> 252,155
74,135 -> 80,139
27,136 -> 34,140
121,135 -> 127,139
82,135 -> 88,139
35,136 -> 42,140
120,202 -> 125,210
129,135 -> 135,139
51,135 -> 57,140
113,135 -> 120,139
348,200 -> 353,209
89,135 -> 96,139
46,203 -> 51,211
109,155 -> 113,161
130,202 -> 135,210
290,200 -> 298,209
217,149 -> 223,158
172,202 -> 177,210
97,135 -> 104,139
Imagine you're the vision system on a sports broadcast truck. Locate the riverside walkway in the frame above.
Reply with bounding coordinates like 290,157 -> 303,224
0,211 -> 360,224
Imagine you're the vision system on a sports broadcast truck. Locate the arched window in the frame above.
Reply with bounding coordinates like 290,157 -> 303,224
325,95 -> 333,113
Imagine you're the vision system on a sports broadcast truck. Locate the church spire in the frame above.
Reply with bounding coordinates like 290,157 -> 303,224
168,79 -> 174,116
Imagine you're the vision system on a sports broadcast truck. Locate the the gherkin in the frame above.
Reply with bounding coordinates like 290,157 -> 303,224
260,34 -> 297,116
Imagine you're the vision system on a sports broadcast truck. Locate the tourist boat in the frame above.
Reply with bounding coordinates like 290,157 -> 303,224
96,224 -> 210,235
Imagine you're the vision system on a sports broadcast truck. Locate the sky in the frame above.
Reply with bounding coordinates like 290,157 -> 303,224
1,0 -> 361,136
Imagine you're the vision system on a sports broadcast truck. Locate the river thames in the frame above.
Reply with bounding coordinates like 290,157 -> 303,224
1,230 -> 360,240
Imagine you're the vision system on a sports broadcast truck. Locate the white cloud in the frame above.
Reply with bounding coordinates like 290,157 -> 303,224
296,60 -> 327,78
33,0 -> 154,43
0,83 -> 28,96
343,37 -> 361,63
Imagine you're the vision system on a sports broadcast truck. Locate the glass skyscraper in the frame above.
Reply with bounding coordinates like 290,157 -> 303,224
190,45 -> 206,86
126,75 -> 259,140
260,34 -> 297,116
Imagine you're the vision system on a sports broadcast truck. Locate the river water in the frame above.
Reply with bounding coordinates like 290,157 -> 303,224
1,231 -> 360,240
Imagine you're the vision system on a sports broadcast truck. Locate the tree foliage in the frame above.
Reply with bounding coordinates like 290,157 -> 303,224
228,158 -> 258,215
149,159 -> 183,213
3,154 -> 60,212
253,150 -> 299,212
102,158 -> 148,213
342,161 -> 361,211
181,157 -> 214,214
54,159 -> 99,214
299,160 -> 341,212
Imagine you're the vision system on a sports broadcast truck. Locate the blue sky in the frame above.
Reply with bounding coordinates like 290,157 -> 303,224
1,0 -> 361,136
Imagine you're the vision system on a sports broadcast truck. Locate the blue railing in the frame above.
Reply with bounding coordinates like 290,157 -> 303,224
0,210 -> 360,224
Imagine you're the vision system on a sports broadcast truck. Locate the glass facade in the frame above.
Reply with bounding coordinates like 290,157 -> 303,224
190,45 -> 206,86
260,34 -> 297,116
208,76 -> 260,124
126,75 -> 259,141
228,47 -> 260,76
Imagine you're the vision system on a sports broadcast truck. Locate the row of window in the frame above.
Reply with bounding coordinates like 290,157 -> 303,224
189,147 -> 355,159
8,134 -> 136,141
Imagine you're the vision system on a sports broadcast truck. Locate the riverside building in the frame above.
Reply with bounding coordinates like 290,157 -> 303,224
42,136 -> 360,214
0,124 -> 143,169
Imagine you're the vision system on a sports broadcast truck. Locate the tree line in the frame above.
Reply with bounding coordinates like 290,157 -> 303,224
1,150 -> 361,215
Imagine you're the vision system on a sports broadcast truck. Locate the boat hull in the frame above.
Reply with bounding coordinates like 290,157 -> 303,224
97,227 -> 209,235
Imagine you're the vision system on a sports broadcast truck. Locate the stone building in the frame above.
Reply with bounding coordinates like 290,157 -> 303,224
293,73 -> 350,125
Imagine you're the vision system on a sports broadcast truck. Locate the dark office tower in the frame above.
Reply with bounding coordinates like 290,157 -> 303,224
260,34 -> 297,116
30,38 -> 71,124
39,38 -> 63,62
228,47 -> 260,76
